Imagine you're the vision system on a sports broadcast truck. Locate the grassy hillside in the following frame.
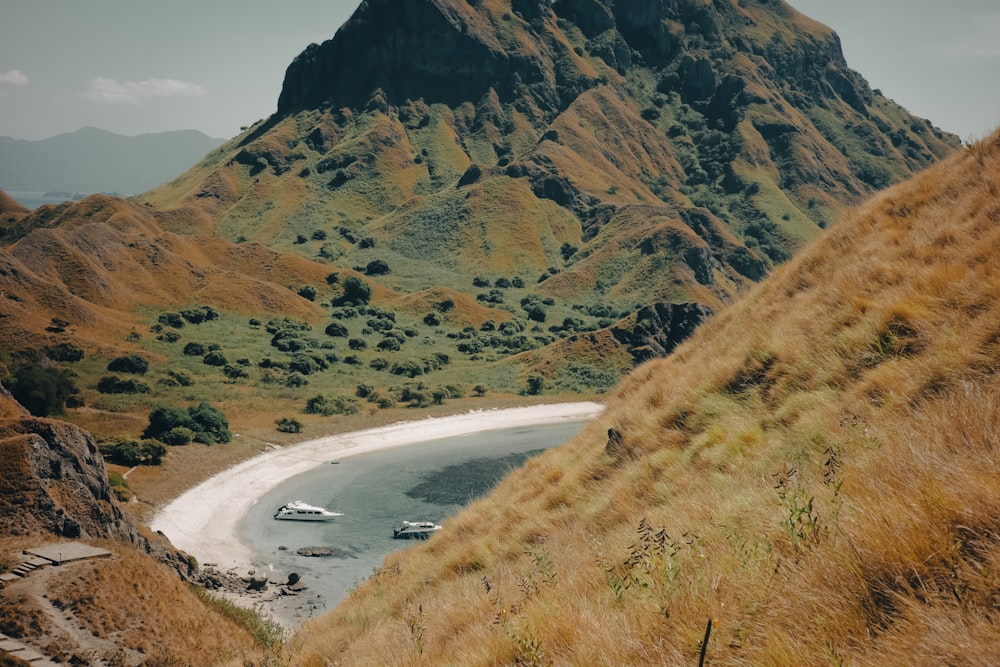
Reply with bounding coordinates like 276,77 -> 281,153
0,537 -> 274,666
0,1 -> 960,476
285,131 -> 1000,665
143,0 -> 958,313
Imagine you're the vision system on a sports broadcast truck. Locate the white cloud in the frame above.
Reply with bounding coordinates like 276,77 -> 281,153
946,14 -> 1000,58
82,77 -> 207,105
0,69 -> 30,86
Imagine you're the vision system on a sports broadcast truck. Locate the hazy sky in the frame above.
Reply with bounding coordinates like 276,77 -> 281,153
1,1 -> 997,142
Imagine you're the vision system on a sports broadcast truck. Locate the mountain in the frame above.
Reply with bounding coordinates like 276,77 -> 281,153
0,127 -> 226,198
144,0 -> 957,302
0,0 -> 962,453
0,0 -> 991,662
288,127 -> 1000,665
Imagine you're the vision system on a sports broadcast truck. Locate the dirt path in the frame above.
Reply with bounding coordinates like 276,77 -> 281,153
0,553 -> 141,666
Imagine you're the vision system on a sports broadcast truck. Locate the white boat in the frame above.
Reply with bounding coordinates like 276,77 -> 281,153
393,520 -> 442,539
273,500 -> 343,521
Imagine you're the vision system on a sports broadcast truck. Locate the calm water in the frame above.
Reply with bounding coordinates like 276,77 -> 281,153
237,421 -> 587,625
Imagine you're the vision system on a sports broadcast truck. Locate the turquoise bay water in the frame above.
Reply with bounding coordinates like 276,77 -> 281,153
236,421 -> 587,625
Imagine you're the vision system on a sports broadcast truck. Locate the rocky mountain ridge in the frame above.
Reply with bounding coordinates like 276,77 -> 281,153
0,0 -> 963,438
146,0 -> 956,313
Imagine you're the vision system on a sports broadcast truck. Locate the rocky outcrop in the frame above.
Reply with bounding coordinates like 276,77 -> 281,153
263,0 -> 959,281
0,382 -> 193,579
279,0 -> 560,115
611,302 -> 713,364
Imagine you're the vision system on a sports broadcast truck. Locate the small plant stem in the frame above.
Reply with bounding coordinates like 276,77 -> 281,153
698,617 -> 714,667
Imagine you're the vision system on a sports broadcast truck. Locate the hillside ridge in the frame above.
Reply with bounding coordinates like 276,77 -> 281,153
287,128 -> 1000,665
0,0 -> 963,502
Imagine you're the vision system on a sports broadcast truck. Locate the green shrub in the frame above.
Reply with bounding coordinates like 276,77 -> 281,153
332,276 -> 372,306
45,342 -> 84,362
143,403 -> 231,445
391,361 -> 424,378
183,342 -> 205,356
180,306 -> 219,324
100,437 -> 168,465
377,338 -> 401,352
289,354 -> 321,375
203,350 -> 228,366
325,322 -> 349,337
223,364 -> 249,380
276,417 -> 302,433
7,365 -> 79,416
526,304 -> 547,322
97,376 -> 151,395
108,471 -> 132,502
107,354 -> 149,375
365,259 -> 390,276
193,588 -> 285,648
304,394 -> 359,416
158,312 -> 185,328
166,370 -> 194,386
161,427 -> 195,446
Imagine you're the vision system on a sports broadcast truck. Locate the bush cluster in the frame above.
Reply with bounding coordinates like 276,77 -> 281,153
143,402 -> 232,445
99,437 -> 167,466
6,365 -> 80,416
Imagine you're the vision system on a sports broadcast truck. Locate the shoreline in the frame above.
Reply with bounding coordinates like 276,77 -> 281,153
149,402 -> 603,573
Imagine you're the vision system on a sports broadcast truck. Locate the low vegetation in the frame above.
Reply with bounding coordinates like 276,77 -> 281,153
0,540 -> 269,666
0,1 -> 979,663
284,132 -> 1000,665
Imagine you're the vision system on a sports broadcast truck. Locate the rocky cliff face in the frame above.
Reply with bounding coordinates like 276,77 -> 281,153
126,0 -> 962,385
209,0 -> 959,291
0,383 -> 191,578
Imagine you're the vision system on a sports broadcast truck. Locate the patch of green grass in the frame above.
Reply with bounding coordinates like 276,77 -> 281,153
192,586 -> 286,649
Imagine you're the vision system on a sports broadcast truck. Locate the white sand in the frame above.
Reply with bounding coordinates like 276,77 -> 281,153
150,402 -> 603,570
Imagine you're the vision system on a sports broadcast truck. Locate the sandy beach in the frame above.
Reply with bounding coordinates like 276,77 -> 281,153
150,402 -> 603,572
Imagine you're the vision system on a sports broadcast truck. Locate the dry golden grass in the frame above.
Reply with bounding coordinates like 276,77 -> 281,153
0,533 -> 270,665
287,131 -> 1000,665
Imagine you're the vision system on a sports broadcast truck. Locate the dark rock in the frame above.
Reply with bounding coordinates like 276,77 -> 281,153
605,427 -> 626,459
553,0 -> 615,38
0,381 -> 196,581
247,576 -> 269,592
457,163 -> 483,187
296,546 -> 334,557
278,0 -> 547,113
611,302 -> 714,364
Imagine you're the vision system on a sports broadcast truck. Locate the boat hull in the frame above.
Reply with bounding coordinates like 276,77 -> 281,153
273,501 -> 343,521
393,521 -> 442,538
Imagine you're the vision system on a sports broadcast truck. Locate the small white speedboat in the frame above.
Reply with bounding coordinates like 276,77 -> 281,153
274,500 -> 343,521
393,520 -> 442,539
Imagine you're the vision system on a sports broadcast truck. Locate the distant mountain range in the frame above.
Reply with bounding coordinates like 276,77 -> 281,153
0,127 -> 226,201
